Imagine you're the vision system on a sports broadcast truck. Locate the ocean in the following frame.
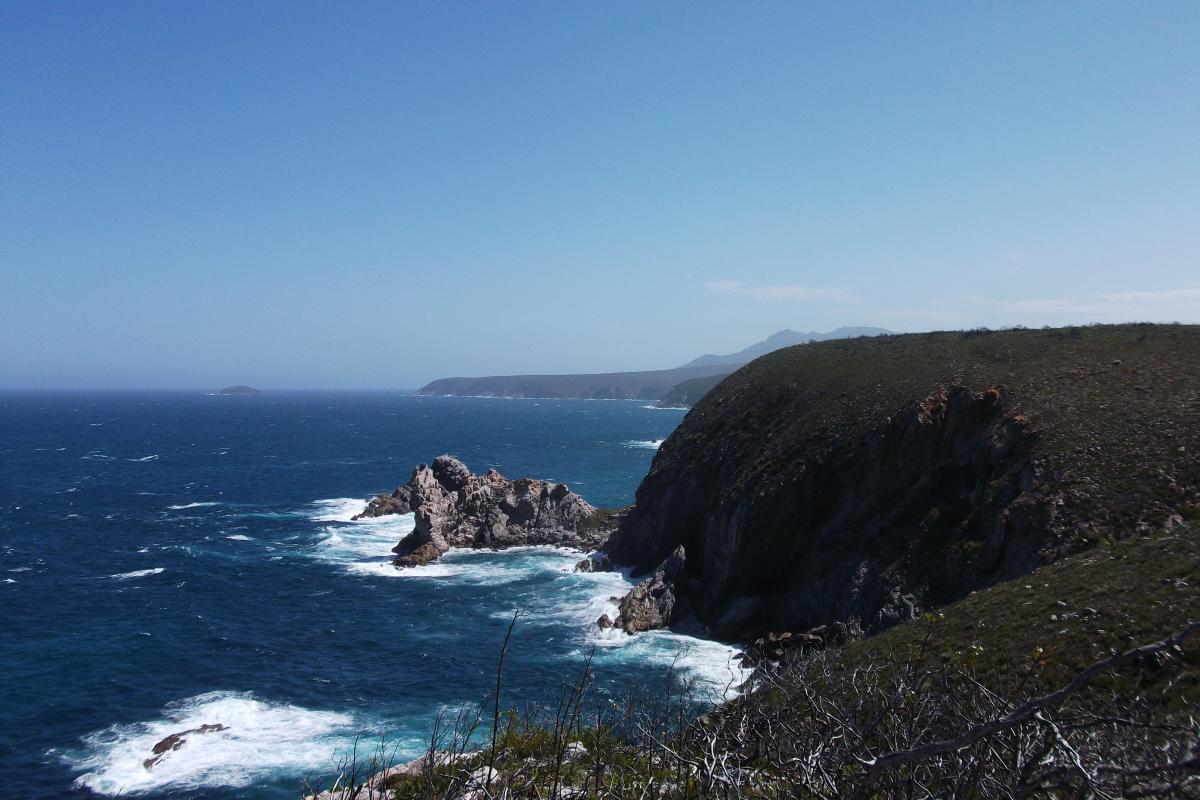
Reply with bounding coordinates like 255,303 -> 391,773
0,392 -> 743,799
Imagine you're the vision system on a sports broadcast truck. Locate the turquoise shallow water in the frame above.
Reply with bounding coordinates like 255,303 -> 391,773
0,392 -> 743,799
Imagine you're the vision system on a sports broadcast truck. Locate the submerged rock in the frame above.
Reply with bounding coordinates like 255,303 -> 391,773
143,723 -> 228,769
356,456 -> 614,568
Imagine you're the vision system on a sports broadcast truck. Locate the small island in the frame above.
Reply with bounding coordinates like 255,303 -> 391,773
217,385 -> 263,395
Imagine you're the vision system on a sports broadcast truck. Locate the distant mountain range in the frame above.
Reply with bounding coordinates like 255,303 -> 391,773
416,327 -> 891,402
680,327 -> 891,368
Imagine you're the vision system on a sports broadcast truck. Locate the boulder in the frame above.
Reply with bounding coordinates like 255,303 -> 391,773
563,741 -> 589,762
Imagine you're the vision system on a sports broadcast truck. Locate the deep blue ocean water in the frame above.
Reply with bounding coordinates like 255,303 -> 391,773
0,393 -> 743,799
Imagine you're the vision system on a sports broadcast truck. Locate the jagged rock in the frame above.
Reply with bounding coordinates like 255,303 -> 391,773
563,741 -> 589,762
355,456 -> 613,568
143,723 -> 228,769
737,626 -> 832,666
354,484 -> 413,518
613,546 -> 685,633
574,553 -> 613,573
596,613 -> 614,629
432,454 -> 472,491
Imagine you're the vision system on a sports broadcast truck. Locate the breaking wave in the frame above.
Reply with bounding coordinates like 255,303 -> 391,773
64,691 -> 367,796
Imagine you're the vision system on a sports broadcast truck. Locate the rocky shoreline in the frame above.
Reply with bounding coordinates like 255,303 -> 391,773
354,455 -> 698,640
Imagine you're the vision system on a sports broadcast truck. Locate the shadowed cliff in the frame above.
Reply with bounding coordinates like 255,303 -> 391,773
606,324 -> 1200,640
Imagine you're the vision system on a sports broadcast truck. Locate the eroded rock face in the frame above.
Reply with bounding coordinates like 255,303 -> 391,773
605,385 -> 1045,640
613,546 -> 686,634
356,456 -> 610,568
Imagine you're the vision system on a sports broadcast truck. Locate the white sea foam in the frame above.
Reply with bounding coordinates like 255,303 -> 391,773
167,501 -> 222,510
309,497 -> 373,523
129,455 -> 159,462
623,439 -> 664,449
345,560 -> 463,578
65,691 -> 365,795
305,501 -> 747,701
109,568 -> 165,580
308,499 -> 418,575
225,534 -> 253,542
478,549 -> 749,702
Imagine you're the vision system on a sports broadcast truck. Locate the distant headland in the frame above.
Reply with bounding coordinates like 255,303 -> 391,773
416,327 -> 890,403
217,385 -> 263,395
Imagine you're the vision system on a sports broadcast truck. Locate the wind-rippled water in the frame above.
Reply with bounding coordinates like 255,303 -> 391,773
0,393 -> 744,799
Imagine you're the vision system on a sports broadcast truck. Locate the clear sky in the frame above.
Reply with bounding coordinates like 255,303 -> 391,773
2,2 -> 1198,389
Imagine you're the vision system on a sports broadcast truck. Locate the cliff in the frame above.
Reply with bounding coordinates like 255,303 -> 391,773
605,324 -> 1200,640
653,373 -> 731,409
416,329 -> 891,401
416,364 -> 737,401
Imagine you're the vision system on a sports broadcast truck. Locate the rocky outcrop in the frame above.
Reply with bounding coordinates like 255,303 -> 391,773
356,456 -> 611,567
573,553 -> 613,573
612,546 -> 686,634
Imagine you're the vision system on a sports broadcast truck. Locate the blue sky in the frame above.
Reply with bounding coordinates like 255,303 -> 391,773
2,2 -> 1198,389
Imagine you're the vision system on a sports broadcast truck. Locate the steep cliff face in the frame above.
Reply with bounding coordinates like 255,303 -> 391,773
605,325 -> 1200,641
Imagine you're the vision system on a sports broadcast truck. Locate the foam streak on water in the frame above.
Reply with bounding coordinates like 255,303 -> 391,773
109,568 -> 166,580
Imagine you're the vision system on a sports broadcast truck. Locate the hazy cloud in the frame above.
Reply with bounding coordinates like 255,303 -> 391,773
880,287 -> 1200,330
706,281 -> 858,303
